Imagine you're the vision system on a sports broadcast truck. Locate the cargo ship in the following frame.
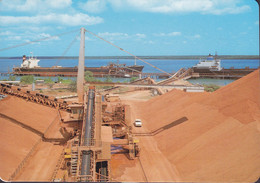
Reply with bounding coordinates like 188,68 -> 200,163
12,55 -> 144,78
192,54 -> 257,79
192,54 -> 222,72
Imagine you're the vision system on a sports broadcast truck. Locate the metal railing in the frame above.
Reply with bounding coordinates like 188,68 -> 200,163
81,138 -> 102,147
50,148 -> 65,181
96,171 -> 110,182
77,174 -> 94,182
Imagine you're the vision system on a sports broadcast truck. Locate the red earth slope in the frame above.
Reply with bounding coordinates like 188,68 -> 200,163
138,69 -> 260,182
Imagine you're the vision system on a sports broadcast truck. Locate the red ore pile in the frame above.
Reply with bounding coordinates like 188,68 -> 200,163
138,69 -> 260,182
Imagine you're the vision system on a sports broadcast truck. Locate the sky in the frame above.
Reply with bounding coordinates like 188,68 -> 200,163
0,0 -> 259,56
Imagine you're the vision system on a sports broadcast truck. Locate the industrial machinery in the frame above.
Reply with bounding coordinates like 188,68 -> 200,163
58,88 -> 112,182
0,28 -> 141,182
0,83 -> 70,111
59,88 -> 140,181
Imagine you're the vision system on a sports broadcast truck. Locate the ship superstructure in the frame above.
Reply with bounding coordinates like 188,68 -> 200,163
21,54 -> 40,68
193,54 -> 222,72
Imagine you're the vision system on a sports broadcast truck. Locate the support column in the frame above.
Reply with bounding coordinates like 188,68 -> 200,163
77,28 -> 85,103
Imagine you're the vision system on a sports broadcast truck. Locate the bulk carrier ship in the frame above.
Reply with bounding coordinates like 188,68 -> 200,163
191,54 -> 256,78
192,54 -> 222,72
12,55 -> 144,78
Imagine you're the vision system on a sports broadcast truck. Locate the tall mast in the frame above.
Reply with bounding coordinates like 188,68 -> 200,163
77,27 -> 85,103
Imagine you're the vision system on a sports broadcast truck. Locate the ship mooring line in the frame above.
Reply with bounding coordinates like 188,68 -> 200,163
53,32 -> 80,67
85,29 -> 172,76
0,29 -> 79,52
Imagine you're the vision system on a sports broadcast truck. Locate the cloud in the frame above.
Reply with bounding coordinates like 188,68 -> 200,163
47,0 -> 72,9
25,39 -> 41,45
193,34 -> 201,39
154,32 -> 182,37
96,32 -> 147,41
0,28 -> 63,43
144,40 -> 155,44
37,33 -> 60,40
0,31 -> 12,36
135,33 -> 146,39
85,36 -> 94,41
114,0 -> 214,13
79,0 -> 107,13
168,32 -> 182,36
1,31 -> 60,42
0,0 -> 251,18
5,36 -> 22,41
186,34 -> 201,40
79,0 -> 250,15
0,0 -> 72,12
207,0 -> 250,15
0,13 -> 104,26
97,32 -> 129,40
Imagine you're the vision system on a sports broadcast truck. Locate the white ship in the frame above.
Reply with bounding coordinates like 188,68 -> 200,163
21,53 -> 40,68
193,54 -> 222,71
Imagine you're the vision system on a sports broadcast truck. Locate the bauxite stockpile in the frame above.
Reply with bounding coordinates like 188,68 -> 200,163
0,96 -> 61,181
138,69 -> 260,182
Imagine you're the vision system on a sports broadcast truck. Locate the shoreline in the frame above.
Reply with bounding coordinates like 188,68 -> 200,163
0,55 -> 259,60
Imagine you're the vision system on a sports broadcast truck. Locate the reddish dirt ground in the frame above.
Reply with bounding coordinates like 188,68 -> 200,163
111,154 -> 146,182
112,69 -> 260,182
0,96 -> 58,132
111,91 -> 181,182
14,142 -> 64,181
0,96 -> 66,181
0,118 -> 40,180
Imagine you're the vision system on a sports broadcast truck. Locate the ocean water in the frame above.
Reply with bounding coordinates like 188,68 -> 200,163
0,58 -> 258,85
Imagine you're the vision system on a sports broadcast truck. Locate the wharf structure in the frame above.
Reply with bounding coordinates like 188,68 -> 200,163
10,67 -> 257,80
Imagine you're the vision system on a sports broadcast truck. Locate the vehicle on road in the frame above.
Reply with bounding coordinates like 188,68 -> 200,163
134,119 -> 142,127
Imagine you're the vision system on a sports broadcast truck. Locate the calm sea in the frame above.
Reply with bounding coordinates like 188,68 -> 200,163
0,58 -> 258,85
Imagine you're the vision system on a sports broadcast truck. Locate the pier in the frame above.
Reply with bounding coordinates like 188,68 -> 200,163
192,68 -> 258,79
9,67 -> 258,80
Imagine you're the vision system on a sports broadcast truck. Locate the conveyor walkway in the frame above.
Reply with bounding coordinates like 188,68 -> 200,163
80,89 -> 95,181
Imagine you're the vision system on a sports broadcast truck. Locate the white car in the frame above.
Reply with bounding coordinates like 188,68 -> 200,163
134,119 -> 142,127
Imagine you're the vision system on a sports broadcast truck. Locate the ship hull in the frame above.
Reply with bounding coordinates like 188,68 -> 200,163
192,67 -> 256,78
12,65 -> 144,77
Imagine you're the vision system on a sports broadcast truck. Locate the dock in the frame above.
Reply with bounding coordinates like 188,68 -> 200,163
193,68 -> 258,79
9,71 -> 172,79
8,67 -> 258,79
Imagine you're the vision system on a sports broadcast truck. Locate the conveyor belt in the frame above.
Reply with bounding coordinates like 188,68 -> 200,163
80,89 -> 95,179
0,83 -> 69,111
